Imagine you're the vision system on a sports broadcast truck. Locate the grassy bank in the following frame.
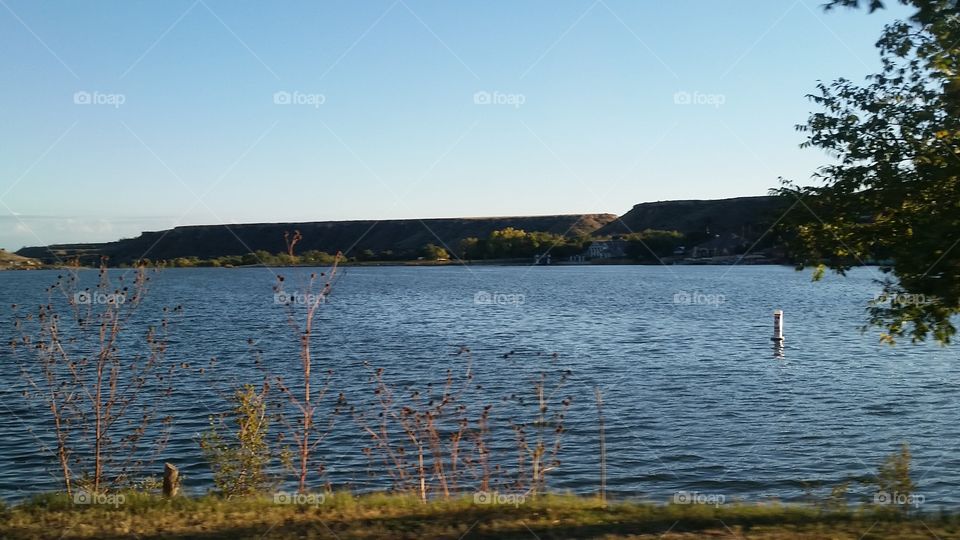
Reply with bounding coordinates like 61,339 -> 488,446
3,493 -> 958,539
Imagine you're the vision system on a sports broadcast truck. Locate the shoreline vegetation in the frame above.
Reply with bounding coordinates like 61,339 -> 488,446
1,258 -> 798,270
5,224 -> 787,269
0,258 -> 874,270
3,492 -> 958,539
2,258 -> 795,270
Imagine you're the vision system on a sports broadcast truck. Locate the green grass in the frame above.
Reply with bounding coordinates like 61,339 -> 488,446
2,492 -> 959,539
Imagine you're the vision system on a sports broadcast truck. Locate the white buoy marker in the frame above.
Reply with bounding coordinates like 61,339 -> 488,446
771,310 -> 784,343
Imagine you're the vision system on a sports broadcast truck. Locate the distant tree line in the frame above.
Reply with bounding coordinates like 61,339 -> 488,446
459,227 -> 592,260
148,227 -> 749,268
623,230 -> 686,261
166,250 -> 340,268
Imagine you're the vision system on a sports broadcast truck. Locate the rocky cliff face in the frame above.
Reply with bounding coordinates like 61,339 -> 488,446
17,214 -> 619,264
595,196 -> 788,237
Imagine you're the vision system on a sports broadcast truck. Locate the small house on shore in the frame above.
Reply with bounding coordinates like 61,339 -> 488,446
586,238 -> 627,260
690,233 -> 746,258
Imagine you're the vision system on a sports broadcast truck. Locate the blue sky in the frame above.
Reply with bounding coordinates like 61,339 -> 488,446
0,0 -> 910,250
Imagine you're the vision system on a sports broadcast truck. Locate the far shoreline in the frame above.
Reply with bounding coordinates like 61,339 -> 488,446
3,259 -> 871,271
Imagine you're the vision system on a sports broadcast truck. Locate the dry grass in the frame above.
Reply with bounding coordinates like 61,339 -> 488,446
0,249 -> 40,269
2,492 -> 958,539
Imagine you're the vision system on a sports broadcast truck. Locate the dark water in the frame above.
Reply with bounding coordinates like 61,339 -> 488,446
1,265 -> 958,505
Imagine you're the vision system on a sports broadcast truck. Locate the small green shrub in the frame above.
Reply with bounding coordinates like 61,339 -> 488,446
873,443 -> 918,510
200,384 -> 278,498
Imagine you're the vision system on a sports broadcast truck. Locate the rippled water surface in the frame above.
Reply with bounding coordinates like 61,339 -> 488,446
1,265 -> 958,504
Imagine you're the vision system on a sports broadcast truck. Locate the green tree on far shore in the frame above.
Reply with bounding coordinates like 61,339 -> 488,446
624,230 -> 684,261
420,243 -> 450,260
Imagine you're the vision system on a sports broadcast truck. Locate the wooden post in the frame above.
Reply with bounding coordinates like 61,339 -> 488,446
163,462 -> 180,497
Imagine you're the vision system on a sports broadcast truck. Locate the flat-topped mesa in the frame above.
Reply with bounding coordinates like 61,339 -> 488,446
17,214 -> 619,265
16,197 -> 792,265
595,196 -> 788,237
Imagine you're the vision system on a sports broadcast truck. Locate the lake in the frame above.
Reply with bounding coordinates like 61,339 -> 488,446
1,265 -> 958,506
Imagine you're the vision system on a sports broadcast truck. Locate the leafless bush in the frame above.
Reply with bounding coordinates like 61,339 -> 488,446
506,370 -> 572,497
271,244 -> 343,493
11,260 -> 180,495
346,348 -> 573,501
347,348 -> 476,501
